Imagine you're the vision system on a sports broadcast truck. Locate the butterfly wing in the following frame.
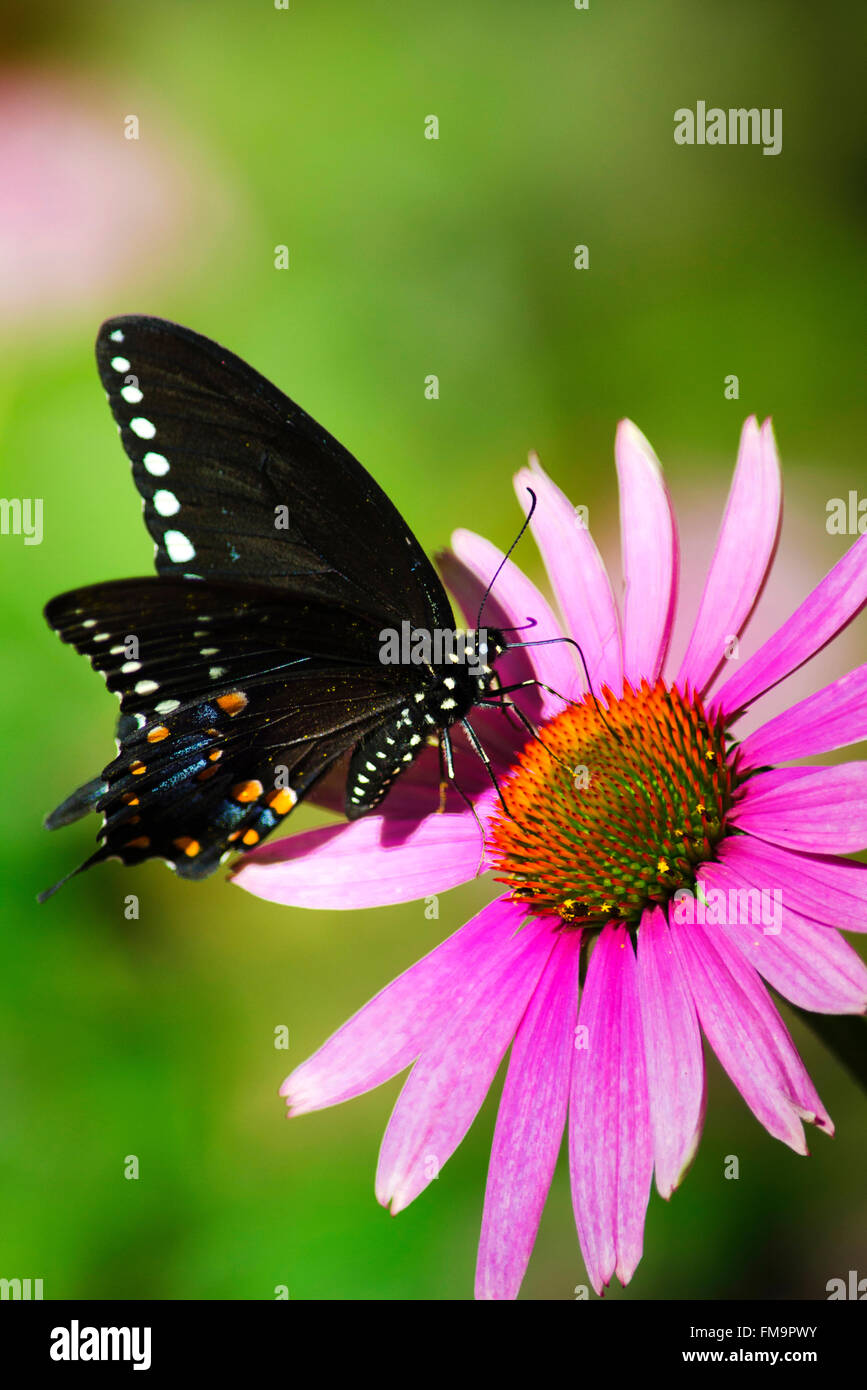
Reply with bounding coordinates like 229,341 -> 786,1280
40,577 -> 419,897
96,315 -> 453,629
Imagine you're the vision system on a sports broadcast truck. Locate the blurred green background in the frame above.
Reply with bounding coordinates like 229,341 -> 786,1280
1,0 -> 865,1300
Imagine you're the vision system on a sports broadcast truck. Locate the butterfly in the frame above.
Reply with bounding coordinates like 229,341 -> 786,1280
40,316 -> 548,901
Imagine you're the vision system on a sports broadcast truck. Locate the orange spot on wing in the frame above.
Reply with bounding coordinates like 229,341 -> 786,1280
147,725 -> 170,743
130,761 -> 146,776
125,836 -> 150,850
266,787 -> 297,815
242,829 -> 259,846
173,837 -> 200,857
233,779 -> 263,803
217,692 -> 248,716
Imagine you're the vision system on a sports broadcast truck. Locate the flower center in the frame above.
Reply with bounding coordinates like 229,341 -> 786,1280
489,679 -> 738,928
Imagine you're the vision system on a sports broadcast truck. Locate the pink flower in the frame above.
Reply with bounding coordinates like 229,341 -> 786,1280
234,418 -> 867,1299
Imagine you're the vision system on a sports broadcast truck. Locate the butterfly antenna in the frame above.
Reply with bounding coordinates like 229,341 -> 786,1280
475,488 -> 538,631
496,616 -> 539,635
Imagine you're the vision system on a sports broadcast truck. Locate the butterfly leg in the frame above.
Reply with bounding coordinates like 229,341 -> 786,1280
437,728 -> 455,813
436,729 -> 487,872
491,678 -> 621,744
490,677 -> 579,706
460,718 -> 514,820
480,696 -> 572,772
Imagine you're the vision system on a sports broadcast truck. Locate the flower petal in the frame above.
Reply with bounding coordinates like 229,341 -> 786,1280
717,835 -> 867,933
514,455 -> 623,698
700,861 -> 867,1014
738,663 -> 867,767
712,531 -> 867,719
376,907 -> 556,1214
475,930 -> 580,1300
282,895 -> 522,1115
637,907 -> 705,1200
232,805 -> 488,909
569,924 -> 653,1293
440,529 -> 576,721
678,417 -> 781,695
729,764 -> 867,854
616,420 -> 678,686
670,916 -> 831,1151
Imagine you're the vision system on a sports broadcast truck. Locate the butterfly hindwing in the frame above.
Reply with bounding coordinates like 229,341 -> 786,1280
41,577 -> 426,895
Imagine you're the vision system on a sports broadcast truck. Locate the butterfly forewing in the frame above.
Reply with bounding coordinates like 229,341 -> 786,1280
96,316 -> 452,629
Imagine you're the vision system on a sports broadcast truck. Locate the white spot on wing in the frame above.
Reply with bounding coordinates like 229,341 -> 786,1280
164,530 -> 195,563
109,329 -> 124,342
135,679 -> 159,695
143,452 -> 170,476
155,699 -> 180,714
153,489 -> 180,517
121,384 -> 144,404
130,417 -> 156,439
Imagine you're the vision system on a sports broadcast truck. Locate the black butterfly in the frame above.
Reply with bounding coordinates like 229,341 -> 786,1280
40,316 -> 544,900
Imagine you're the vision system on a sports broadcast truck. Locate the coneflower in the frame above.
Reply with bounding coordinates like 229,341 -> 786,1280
235,418 -> 867,1298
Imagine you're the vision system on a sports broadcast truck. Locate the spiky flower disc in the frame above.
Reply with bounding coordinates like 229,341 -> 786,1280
489,679 -> 739,927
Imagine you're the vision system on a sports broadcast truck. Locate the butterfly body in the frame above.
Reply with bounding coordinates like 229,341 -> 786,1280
346,630 -> 506,816
40,317 -> 512,897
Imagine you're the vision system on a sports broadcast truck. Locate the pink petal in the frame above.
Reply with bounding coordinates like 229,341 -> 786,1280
678,417 -> 781,694
738,663 -> 867,767
232,807 -> 487,909
670,916 -> 831,1152
376,909 -> 556,1214
440,529 -> 576,721
475,931 -> 580,1300
615,420 -> 678,686
637,907 -> 706,1200
700,861 -> 867,1014
717,835 -> 867,933
514,455 -> 623,698
569,924 -> 653,1293
282,895 -> 523,1115
712,531 -> 867,719
729,764 -> 867,854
